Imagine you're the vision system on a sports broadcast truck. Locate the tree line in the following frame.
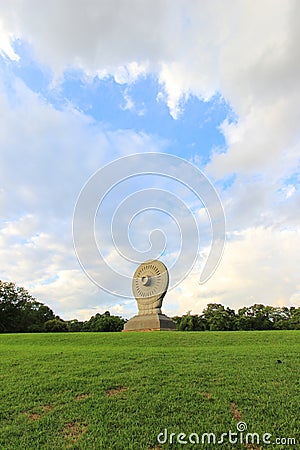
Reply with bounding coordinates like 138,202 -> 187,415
0,281 -> 125,333
173,303 -> 300,331
0,280 -> 299,332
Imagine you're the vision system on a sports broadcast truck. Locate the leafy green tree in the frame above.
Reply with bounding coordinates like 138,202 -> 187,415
237,304 -> 273,330
0,281 -> 55,332
289,307 -> 300,330
44,319 -> 68,332
265,306 -> 290,330
202,303 -> 236,331
177,314 -> 207,331
83,311 -> 125,332
67,319 -> 84,332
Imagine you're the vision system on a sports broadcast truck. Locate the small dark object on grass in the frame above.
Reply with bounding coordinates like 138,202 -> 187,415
277,359 -> 282,364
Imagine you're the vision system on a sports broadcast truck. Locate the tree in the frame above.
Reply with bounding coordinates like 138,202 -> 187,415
289,307 -> 300,330
44,319 -> 68,332
0,281 -> 55,332
177,314 -> 207,331
237,304 -> 273,330
265,306 -> 291,330
202,303 -> 236,331
83,311 -> 125,332
67,319 -> 84,332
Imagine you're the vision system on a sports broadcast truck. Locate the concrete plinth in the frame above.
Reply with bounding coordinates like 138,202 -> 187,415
123,313 -> 176,332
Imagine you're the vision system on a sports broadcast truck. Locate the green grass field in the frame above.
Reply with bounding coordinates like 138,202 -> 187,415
0,331 -> 299,449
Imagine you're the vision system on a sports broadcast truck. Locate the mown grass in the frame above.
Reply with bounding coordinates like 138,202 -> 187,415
0,331 -> 299,449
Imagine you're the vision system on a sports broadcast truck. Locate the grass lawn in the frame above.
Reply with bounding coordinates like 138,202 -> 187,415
0,331 -> 299,449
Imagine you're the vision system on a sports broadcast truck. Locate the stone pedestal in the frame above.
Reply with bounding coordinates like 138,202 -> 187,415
123,313 -> 176,332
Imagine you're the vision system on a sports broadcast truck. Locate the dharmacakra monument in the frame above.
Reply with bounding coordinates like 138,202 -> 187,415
123,260 -> 176,331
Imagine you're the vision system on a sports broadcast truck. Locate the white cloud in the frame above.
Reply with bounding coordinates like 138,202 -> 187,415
208,93 -> 300,178
0,1 -> 299,170
0,0 -> 174,74
172,226 -> 300,315
0,71 -> 167,318
0,72 -> 166,217
0,0 -> 299,317
113,61 -> 149,85
0,19 -> 19,61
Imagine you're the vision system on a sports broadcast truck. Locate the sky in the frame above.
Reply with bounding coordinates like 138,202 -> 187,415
0,0 -> 299,321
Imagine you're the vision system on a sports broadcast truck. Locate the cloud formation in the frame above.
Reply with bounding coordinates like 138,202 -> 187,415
0,70 -> 166,318
0,0 -> 299,318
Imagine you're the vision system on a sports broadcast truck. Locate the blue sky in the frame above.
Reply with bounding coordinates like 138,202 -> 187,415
0,0 -> 299,320
8,39 -> 233,165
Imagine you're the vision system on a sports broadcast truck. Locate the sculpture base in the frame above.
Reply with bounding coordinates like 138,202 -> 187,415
123,313 -> 177,332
